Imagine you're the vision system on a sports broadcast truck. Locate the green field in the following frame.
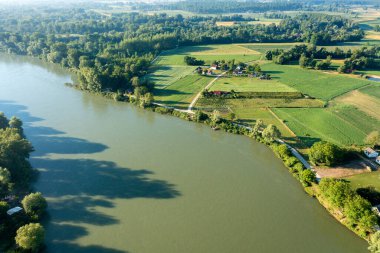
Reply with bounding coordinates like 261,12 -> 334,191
261,63 -> 376,101
360,84 -> 380,99
273,106 -> 377,146
154,74 -> 213,109
322,39 -> 380,51
147,65 -> 195,89
154,44 -> 261,66
240,43 -> 302,53
231,107 -> 293,137
209,76 -> 296,92
197,97 -> 325,110
347,172 -> 380,192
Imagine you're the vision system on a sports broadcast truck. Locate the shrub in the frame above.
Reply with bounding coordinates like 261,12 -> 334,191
284,156 -> 298,167
21,192 -> 47,220
309,141 -> 342,166
15,223 -> 45,252
299,169 -> 316,186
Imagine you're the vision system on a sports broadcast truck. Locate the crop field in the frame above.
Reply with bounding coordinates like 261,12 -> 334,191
360,84 -> 380,99
154,74 -> 213,109
332,104 -> 379,133
209,76 -> 296,92
154,44 -> 261,66
335,90 -> 380,121
231,107 -> 293,137
272,107 -> 374,146
239,43 -> 302,53
216,21 -> 235,27
346,172 -> 380,192
247,19 -> 281,25
147,65 -> 195,89
196,97 -> 325,110
322,39 -> 380,51
365,31 -> 380,40
261,63 -> 376,101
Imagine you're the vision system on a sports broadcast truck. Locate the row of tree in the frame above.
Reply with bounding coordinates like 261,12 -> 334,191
266,44 -> 380,72
0,113 -> 47,252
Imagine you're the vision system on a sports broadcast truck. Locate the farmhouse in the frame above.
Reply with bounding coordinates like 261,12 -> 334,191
364,147 -> 379,158
210,64 -> 218,70
376,156 -> 380,165
7,206 -> 23,216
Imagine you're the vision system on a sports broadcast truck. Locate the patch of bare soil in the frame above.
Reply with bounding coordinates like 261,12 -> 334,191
315,160 -> 371,178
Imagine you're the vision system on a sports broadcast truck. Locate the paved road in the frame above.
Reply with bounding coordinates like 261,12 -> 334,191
187,72 -> 227,112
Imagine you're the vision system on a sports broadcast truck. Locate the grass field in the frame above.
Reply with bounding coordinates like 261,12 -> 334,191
231,107 -> 293,137
273,106 -> 376,146
209,76 -> 296,92
261,63 -> 376,101
154,74 -> 213,109
347,172 -> 380,192
335,90 -> 380,121
365,31 -> 380,41
359,84 -> 380,99
154,44 -> 261,66
248,20 -> 281,25
216,21 -> 235,27
239,43 -> 302,53
147,65 -> 195,89
197,97 -> 325,110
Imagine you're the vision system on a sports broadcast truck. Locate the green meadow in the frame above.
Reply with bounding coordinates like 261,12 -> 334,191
209,76 -> 296,92
273,105 -> 378,146
261,63 -> 376,101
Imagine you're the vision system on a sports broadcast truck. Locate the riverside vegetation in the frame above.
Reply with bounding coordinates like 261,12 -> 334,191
0,113 -> 47,252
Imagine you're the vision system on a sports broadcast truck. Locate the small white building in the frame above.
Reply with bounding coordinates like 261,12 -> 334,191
7,206 -> 22,216
376,156 -> 380,165
364,147 -> 379,158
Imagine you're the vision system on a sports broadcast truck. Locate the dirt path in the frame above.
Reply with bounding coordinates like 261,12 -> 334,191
187,72 -> 227,112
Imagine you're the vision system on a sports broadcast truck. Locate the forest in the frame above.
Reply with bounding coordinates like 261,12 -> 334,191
0,8 -> 364,94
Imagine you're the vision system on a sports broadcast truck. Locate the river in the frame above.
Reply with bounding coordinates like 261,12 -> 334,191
0,54 -> 369,253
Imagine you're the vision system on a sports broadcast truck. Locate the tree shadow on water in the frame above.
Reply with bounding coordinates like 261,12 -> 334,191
0,100 -> 180,252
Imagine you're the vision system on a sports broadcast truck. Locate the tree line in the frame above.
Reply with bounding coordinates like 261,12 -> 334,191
0,113 -> 47,252
265,44 -> 380,72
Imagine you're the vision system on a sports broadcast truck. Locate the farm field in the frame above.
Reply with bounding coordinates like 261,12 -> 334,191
335,90 -> 380,121
196,97 -> 325,110
150,42 -> 379,147
322,39 -> 380,51
261,63 -> 376,101
209,76 -> 296,92
346,172 -> 380,192
240,43 -> 302,53
232,107 -> 293,137
365,31 -> 380,40
248,19 -> 281,25
272,106 -> 377,146
147,65 -> 195,89
154,74 -> 213,109
216,21 -> 235,26
154,44 -> 261,66
360,84 -> 380,99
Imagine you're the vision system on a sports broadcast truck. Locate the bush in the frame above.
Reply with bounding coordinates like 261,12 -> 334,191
15,223 -> 45,252
284,156 -> 298,167
299,169 -> 316,186
309,141 -> 342,166
194,110 -> 209,122
277,144 -> 291,159
21,192 -> 47,220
